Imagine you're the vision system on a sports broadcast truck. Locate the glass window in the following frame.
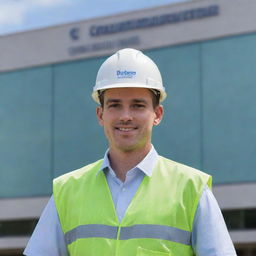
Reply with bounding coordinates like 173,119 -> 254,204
222,208 -> 256,230
0,219 -> 38,237
244,209 -> 256,229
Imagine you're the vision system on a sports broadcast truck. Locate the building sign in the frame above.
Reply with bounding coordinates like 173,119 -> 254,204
68,4 -> 219,56
89,5 -> 219,37
68,36 -> 140,56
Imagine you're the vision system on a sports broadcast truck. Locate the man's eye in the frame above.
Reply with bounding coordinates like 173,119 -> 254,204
133,104 -> 145,108
108,104 -> 120,108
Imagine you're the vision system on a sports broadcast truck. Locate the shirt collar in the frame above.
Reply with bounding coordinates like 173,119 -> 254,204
98,145 -> 159,177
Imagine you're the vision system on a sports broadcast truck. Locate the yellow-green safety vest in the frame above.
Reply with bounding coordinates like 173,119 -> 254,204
53,156 -> 212,256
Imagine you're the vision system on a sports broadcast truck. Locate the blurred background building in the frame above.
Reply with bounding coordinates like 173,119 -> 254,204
0,0 -> 255,255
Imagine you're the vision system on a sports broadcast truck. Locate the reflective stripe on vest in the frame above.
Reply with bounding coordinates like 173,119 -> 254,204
65,224 -> 191,246
65,224 -> 118,244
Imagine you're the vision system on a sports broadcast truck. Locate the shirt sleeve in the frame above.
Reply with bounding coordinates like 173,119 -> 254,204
23,195 -> 68,256
192,186 -> 237,256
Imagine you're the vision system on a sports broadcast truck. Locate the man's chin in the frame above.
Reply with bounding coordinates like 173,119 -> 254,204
116,143 -> 147,153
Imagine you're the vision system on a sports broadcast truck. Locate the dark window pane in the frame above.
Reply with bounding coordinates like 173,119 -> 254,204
235,248 -> 246,256
0,219 -> 38,237
0,248 -> 24,256
244,209 -> 256,229
223,210 -> 244,230
222,208 -> 256,230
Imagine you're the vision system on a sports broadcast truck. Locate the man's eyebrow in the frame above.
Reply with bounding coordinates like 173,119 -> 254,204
105,98 -> 148,104
132,99 -> 148,104
106,99 -> 121,105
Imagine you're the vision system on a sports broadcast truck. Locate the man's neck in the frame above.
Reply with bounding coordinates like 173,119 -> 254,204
108,145 -> 151,182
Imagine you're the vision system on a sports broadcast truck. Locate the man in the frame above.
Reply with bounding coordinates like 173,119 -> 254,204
24,48 -> 236,256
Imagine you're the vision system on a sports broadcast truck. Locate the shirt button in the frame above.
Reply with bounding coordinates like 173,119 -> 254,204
122,187 -> 126,192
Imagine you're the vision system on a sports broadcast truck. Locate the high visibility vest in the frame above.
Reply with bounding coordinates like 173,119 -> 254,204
53,156 -> 212,256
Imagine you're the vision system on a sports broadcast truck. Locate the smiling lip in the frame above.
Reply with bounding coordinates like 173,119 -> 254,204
115,127 -> 137,131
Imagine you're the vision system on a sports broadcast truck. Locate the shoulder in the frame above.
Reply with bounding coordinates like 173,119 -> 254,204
53,159 -> 103,187
157,156 -> 212,188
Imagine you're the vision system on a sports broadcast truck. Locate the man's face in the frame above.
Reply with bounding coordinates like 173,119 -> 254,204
96,87 -> 164,154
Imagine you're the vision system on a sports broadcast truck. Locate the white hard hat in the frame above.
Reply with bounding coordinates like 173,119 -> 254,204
92,48 -> 167,104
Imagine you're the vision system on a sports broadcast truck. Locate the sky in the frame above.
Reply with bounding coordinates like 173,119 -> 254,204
0,0 -> 189,36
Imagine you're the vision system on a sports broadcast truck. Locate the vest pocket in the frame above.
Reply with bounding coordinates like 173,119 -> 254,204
137,247 -> 171,256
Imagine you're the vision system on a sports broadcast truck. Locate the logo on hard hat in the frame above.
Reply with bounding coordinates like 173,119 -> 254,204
117,70 -> 136,79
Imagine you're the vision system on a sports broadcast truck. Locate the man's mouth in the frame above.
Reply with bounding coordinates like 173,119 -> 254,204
116,127 -> 137,131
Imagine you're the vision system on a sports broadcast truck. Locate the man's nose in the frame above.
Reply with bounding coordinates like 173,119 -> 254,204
119,108 -> 133,122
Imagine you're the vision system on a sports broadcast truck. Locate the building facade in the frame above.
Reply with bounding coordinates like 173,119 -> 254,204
0,0 -> 256,255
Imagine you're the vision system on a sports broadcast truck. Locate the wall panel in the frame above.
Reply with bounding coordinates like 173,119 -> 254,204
202,34 -> 256,183
0,67 -> 52,197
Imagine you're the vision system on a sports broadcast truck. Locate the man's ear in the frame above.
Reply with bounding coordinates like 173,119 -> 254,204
153,105 -> 164,126
96,106 -> 104,126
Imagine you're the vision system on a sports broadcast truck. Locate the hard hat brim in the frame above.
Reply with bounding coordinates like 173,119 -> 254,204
92,82 -> 166,104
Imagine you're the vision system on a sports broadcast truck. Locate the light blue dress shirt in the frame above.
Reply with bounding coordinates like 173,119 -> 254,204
24,146 -> 236,256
